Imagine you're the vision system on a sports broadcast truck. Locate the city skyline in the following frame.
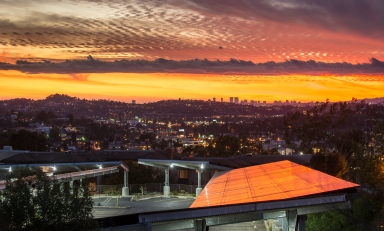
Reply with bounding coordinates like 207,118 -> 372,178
1,0 -> 384,103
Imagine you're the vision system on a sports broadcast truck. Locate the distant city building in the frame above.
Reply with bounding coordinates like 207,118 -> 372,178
263,101 -> 266,104
234,97 -> 239,104
132,100 -> 136,104
221,97 -> 223,102
213,97 -> 216,102
230,97 -> 234,103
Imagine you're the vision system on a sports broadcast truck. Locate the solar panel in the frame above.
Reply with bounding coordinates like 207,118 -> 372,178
190,160 -> 359,208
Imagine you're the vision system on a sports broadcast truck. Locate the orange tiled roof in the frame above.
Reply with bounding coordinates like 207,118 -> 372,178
190,160 -> 359,208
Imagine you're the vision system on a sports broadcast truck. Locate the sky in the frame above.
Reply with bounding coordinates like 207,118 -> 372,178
1,0 -> 384,103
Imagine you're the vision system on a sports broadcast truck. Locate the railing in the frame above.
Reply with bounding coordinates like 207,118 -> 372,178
94,183 -> 205,195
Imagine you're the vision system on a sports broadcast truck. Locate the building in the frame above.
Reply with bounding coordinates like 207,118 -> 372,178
278,147 -> 294,155
132,100 -> 136,104
230,97 -> 234,103
234,97 -> 239,104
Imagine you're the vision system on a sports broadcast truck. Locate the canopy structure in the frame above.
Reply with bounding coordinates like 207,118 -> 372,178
138,159 -> 232,196
0,161 -> 129,195
191,160 -> 359,208
138,159 -> 231,171
98,160 -> 360,231
0,161 -> 128,175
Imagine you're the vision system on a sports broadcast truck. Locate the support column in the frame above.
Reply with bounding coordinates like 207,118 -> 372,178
163,167 -> 170,196
297,215 -> 306,231
70,180 -> 73,194
79,179 -> 84,195
97,175 -> 102,194
282,210 -> 298,231
122,169 -> 129,196
194,218 -> 207,231
196,169 -> 202,197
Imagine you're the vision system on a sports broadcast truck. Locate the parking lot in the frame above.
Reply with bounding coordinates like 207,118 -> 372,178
92,196 -> 194,219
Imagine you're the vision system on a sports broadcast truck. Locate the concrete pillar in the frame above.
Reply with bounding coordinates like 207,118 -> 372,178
97,175 -> 102,194
79,179 -> 84,195
297,215 -> 306,231
122,169 -> 129,196
196,169 -> 202,196
194,218 -> 207,231
282,210 -> 298,231
70,180 -> 73,194
164,167 -> 170,196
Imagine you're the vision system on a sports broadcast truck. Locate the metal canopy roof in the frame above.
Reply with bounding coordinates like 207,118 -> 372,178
138,159 -> 232,171
0,166 -> 120,190
191,160 -> 359,208
0,161 -> 128,174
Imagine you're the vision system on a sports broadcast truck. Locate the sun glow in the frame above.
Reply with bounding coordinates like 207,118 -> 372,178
0,70 -> 383,103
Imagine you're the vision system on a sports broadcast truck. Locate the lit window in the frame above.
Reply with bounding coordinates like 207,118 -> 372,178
179,170 -> 188,179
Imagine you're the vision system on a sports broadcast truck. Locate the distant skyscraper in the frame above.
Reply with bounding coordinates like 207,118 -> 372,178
234,97 -> 239,104
213,97 -> 216,102
132,100 -> 136,104
230,97 -> 234,103
221,97 -> 223,102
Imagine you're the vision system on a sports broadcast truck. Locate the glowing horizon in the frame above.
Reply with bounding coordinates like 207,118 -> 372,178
1,0 -> 384,102
1,70 -> 383,103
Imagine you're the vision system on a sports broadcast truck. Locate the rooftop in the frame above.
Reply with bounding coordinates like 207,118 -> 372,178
191,160 -> 359,208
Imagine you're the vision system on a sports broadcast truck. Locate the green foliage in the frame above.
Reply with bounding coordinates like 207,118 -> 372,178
172,190 -> 178,195
306,193 -> 384,231
8,129 -> 47,151
291,101 -> 384,230
310,153 -> 347,178
0,167 -> 98,231
306,211 -> 347,231
49,126 -> 61,141
36,110 -> 56,124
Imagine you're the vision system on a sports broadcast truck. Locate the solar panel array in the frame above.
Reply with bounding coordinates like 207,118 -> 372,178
190,160 -> 359,208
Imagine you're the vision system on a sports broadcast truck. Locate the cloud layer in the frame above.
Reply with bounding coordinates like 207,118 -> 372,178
1,56 -> 384,75
0,0 -> 384,63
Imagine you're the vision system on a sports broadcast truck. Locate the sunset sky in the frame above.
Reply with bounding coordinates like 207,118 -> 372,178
1,0 -> 384,103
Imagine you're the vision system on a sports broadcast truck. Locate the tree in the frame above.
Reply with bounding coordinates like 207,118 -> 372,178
310,152 -> 347,178
306,192 -> 384,231
300,102 -> 384,230
0,166 -> 98,231
49,127 -> 61,141
8,129 -> 47,151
